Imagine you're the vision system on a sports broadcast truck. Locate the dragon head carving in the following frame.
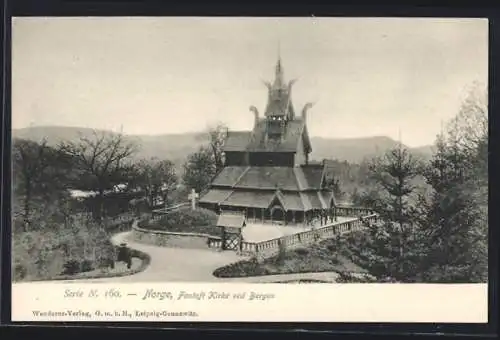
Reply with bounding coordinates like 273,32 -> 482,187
249,106 -> 259,125
302,102 -> 315,119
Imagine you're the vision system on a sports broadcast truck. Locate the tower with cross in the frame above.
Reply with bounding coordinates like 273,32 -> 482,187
198,53 -> 337,227
188,188 -> 199,210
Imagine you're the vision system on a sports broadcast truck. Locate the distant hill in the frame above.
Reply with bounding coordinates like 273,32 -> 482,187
12,126 -> 208,174
12,126 -> 434,166
310,136 -> 435,163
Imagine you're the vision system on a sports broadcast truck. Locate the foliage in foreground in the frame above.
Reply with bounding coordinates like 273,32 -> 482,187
12,216 -> 117,281
213,236 -> 367,278
349,83 -> 488,283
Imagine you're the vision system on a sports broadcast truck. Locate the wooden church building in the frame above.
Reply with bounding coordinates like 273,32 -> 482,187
199,57 -> 336,226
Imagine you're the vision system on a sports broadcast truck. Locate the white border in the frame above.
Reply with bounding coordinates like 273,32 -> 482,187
12,282 -> 488,323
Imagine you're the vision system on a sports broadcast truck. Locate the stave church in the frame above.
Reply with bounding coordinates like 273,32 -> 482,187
199,57 -> 337,226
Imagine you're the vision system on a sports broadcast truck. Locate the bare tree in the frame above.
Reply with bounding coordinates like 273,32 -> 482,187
446,82 -> 487,157
59,130 -> 138,222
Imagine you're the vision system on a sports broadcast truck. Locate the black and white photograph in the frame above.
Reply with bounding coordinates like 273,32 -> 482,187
10,16 -> 489,322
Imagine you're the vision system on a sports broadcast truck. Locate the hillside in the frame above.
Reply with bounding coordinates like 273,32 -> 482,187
12,126 -> 209,174
12,126 -> 434,165
310,136 -> 433,163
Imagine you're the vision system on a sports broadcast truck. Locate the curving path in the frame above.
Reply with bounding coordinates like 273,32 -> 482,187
17,228 -> 351,284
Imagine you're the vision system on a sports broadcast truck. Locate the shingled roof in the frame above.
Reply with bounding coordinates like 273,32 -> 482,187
209,164 -> 326,191
264,91 -> 296,118
200,188 -> 335,211
216,212 -> 246,229
222,118 -> 311,154
247,119 -> 311,153
222,131 -> 252,152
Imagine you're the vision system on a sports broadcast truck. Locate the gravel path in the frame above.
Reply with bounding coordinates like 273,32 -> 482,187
17,228 -> 351,284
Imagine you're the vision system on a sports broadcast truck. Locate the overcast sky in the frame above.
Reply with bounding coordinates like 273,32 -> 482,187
12,17 -> 487,147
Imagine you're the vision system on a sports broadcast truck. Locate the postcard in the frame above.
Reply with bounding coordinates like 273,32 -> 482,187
11,16 -> 489,323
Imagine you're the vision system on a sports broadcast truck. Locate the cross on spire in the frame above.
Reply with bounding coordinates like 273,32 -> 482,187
273,41 -> 285,89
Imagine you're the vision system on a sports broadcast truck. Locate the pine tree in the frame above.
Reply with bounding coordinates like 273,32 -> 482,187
352,144 -> 423,281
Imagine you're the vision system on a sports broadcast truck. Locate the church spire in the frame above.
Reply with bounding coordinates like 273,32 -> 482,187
273,43 -> 285,89
263,50 -> 296,120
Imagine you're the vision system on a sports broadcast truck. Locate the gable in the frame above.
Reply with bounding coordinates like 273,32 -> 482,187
246,119 -> 305,153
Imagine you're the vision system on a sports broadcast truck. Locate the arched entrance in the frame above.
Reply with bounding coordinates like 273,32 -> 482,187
270,205 -> 285,225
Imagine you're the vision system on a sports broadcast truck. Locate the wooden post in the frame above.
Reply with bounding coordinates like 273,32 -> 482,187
221,227 -> 226,251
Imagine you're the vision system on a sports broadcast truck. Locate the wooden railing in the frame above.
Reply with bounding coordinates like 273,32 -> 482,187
239,213 -> 378,259
151,202 -> 190,219
141,202 -> 378,257
335,205 -> 375,217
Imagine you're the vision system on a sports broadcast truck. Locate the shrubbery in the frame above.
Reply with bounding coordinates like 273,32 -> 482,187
213,257 -> 271,277
335,272 -> 382,283
139,207 -> 220,236
12,216 -> 117,281
213,238 -> 363,278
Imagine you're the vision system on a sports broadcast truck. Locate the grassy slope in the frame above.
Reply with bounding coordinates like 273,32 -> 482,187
213,236 -> 368,278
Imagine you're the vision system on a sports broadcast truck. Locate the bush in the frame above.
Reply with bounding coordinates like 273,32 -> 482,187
13,264 -> 27,281
295,248 -> 309,256
213,259 -> 271,278
81,259 -> 94,272
336,272 -> 376,283
12,216 -> 116,281
330,256 -> 341,265
140,207 -> 220,236
156,206 -> 217,228
62,260 -> 81,275
61,259 -> 95,275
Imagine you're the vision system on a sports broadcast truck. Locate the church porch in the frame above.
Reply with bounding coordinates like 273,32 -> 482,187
218,205 -> 337,228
